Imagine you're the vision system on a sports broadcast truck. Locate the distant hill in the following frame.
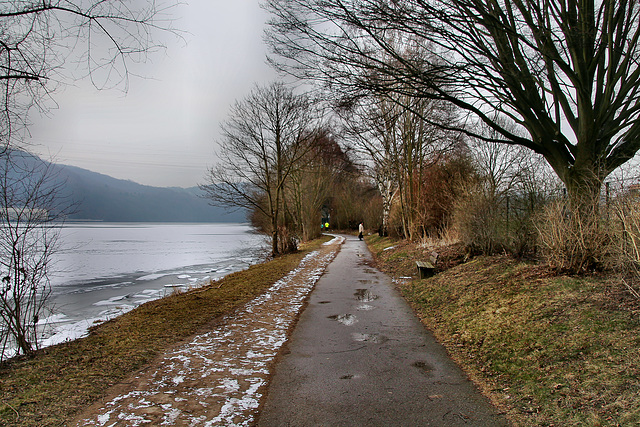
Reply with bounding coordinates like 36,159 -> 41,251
4,151 -> 246,223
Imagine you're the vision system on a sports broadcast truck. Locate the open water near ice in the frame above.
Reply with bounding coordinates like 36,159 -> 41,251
39,222 -> 268,349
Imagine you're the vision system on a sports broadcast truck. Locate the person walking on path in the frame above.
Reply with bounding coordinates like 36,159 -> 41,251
257,235 -> 508,426
358,222 -> 364,240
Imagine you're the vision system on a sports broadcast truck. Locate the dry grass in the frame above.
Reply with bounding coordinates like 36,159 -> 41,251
535,200 -> 613,272
366,234 -> 468,276
367,235 -> 640,426
0,236 -> 331,426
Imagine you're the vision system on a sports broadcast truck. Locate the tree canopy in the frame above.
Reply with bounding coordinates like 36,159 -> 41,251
265,0 -> 640,204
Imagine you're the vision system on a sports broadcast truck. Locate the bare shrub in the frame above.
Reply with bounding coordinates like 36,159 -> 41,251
506,191 -> 547,257
452,185 -> 508,254
277,225 -> 299,254
0,152 -> 70,361
417,227 -> 460,249
613,201 -> 640,260
452,183 -> 554,257
535,199 -> 612,272
608,194 -> 640,294
453,126 -> 555,257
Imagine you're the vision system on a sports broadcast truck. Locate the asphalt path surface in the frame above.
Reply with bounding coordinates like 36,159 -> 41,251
257,235 -> 508,426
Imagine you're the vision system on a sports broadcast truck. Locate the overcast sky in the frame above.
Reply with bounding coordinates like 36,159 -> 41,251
28,1 -> 278,188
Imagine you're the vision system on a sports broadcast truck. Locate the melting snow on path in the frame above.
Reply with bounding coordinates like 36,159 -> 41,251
76,236 -> 344,426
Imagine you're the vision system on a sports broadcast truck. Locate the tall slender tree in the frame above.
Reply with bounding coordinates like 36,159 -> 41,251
340,92 -> 459,239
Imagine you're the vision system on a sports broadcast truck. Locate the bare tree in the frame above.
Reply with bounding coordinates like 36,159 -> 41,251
0,1 -> 177,359
0,151 -> 70,360
0,0 -> 177,149
285,129 -> 354,241
469,119 -> 558,200
340,91 -> 460,239
201,82 -> 319,256
265,0 -> 640,213
464,123 -> 560,254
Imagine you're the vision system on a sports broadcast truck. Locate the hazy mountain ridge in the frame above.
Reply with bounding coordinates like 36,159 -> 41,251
8,151 -> 245,222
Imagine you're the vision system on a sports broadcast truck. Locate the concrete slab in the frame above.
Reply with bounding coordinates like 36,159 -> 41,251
257,235 -> 508,426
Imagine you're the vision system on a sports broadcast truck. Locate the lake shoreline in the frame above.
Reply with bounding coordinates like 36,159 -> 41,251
5,222 -> 269,360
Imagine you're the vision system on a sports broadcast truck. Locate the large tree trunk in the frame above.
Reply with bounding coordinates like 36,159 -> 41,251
552,159 -> 607,271
558,157 -> 605,217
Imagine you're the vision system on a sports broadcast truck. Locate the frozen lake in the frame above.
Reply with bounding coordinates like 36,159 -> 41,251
39,222 -> 268,349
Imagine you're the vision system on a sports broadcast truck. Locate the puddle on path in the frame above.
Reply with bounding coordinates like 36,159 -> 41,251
352,333 -> 387,344
327,314 -> 358,326
354,289 -> 379,302
318,301 -> 331,304
356,304 -> 375,311
413,361 -> 435,376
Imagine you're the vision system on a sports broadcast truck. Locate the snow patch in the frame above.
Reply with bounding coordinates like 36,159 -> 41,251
78,238 -> 344,426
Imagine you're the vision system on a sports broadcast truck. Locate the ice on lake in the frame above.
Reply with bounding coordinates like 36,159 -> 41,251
11,222 -> 269,358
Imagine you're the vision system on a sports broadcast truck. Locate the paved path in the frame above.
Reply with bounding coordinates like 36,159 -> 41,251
257,235 -> 508,426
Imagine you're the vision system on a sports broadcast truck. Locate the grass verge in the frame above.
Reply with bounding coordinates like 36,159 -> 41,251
0,236 -> 331,427
366,235 -> 640,426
